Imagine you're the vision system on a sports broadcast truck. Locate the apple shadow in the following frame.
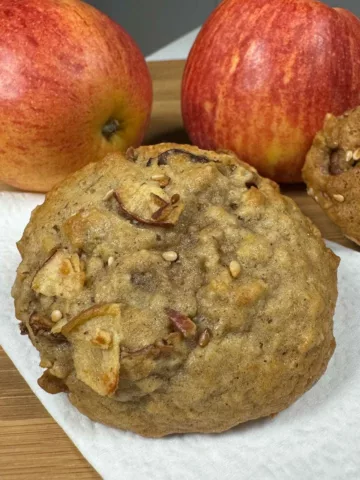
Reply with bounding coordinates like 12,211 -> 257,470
144,128 -> 190,146
0,182 -> 23,193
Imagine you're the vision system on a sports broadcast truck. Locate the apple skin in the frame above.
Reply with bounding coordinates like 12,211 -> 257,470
182,0 -> 360,183
0,0 -> 152,192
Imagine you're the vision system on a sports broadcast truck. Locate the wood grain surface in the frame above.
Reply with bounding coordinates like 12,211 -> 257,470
0,60 -> 358,480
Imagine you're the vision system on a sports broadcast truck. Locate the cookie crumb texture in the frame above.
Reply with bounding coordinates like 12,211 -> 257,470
12,144 -> 339,437
303,107 -> 360,245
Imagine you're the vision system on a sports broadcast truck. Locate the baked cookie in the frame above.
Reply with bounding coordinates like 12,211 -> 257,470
303,107 -> 360,245
12,143 -> 339,437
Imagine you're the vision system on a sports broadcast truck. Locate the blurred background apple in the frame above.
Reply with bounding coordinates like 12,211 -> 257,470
0,0 -> 152,192
182,0 -> 360,183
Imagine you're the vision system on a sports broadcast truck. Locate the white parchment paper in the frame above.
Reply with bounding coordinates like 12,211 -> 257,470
1,191 -> 359,480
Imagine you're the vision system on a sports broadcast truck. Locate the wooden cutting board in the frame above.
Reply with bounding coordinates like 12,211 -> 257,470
0,60 -> 358,480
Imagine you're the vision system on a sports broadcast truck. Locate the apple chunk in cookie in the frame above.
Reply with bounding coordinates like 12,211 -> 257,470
32,250 -> 85,298
113,164 -> 184,227
62,304 -> 122,397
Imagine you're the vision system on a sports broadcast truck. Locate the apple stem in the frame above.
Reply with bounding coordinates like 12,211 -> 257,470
102,118 -> 120,140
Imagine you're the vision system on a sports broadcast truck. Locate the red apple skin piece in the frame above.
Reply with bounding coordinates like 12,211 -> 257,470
182,0 -> 360,183
0,0 -> 152,192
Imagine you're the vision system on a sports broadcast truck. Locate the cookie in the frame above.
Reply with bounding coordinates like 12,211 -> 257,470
303,107 -> 360,245
12,143 -> 339,437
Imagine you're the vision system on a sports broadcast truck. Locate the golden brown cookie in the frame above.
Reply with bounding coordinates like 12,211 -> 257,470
303,107 -> 360,245
12,143 -> 339,437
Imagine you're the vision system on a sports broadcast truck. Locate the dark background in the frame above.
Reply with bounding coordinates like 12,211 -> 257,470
85,0 -> 360,56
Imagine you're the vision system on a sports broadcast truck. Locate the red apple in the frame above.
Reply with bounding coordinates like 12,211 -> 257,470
182,0 -> 360,183
0,0 -> 152,192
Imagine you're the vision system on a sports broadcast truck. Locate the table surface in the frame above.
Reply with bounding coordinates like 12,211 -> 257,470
0,59 -> 358,480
